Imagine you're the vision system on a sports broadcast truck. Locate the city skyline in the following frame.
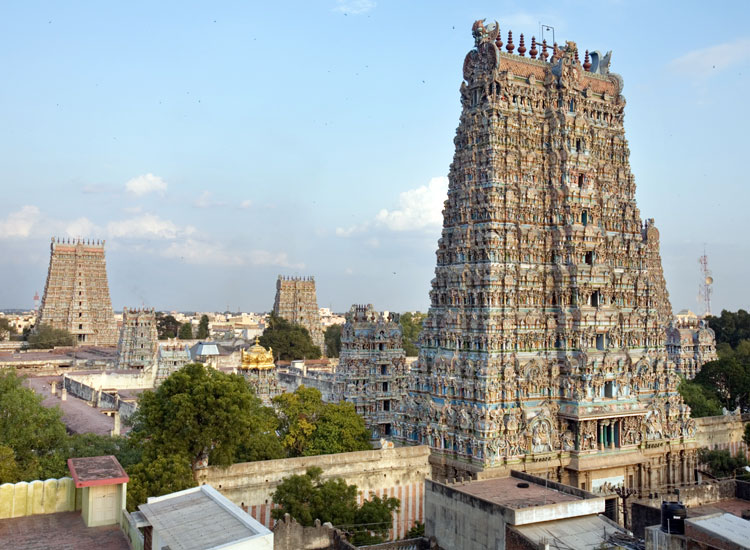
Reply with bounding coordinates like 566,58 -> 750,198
1,1 -> 749,313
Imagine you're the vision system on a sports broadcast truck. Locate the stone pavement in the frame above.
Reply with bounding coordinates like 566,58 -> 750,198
0,511 -> 130,549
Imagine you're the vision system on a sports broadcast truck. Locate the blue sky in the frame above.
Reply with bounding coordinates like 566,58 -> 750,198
1,1 -> 748,314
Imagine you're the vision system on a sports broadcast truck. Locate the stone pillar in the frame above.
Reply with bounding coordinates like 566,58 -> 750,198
61,386 -> 67,401
609,423 -> 615,449
112,412 -> 121,437
50,382 -> 57,396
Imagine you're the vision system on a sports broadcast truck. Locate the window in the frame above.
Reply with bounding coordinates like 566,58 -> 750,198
604,381 -> 614,397
590,290 -> 600,307
78,324 -> 83,330
578,174 -> 584,188
585,252 -> 594,265
596,334 -> 605,351
381,365 -> 387,375
581,211 -> 589,226
383,400 -> 390,411
382,381 -> 388,392
379,342 -> 385,351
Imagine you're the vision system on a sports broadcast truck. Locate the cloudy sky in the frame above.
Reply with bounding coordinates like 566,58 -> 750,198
1,1 -> 748,314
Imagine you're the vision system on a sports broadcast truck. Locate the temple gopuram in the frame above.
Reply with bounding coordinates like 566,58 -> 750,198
36,237 -> 118,346
239,338 -> 280,404
395,20 -> 702,493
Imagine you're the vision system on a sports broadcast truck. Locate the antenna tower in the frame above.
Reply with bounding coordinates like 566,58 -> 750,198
698,247 -> 713,317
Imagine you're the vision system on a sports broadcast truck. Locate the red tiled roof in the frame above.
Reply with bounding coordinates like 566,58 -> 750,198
67,455 -> 129,488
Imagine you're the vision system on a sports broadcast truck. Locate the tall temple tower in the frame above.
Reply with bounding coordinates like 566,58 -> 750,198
273,276 -> 325,354
116,307 -> 158,369
395,21 -> 697,492
339,305 -> 408,439
37,238 -> 118,346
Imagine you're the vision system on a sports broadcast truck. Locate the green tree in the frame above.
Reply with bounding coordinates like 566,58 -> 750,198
66,433 -> 142,470
197,314 -> 210,339
698,448 -> 749,478
130,363 -> 266,473
405,521 -> 425,539
273,386 -> 371,457
0,369 -> 68,482
351,493 -> 400,545
0,318 -> 15,340
325,324 -> 342,358
271,467 -> 399,545
260,313 -> 321,360
678,379 -> 723,417
178,322 -> 193,340
399,312 -> 425,357
706,310 -> 750,349
27,324 -> 75,349
156,312 -> 180,339
693,357 -> 750,412
126,454 -> 196,512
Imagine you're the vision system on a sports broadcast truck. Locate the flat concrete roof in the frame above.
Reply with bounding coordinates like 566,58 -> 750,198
455,476 -> 582,509
68,455 -> 129,488
691,498 -> 750,519
0,511 -> 130,549
139,484 -> 271,550
513,514 -> 629,549
687,512 -> 750,549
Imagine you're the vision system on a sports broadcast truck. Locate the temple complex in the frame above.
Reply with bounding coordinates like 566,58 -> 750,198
156,341 -> 192,385
339,304 -> 408,439
116,307 -> 158,369
239,338 -> 281,404
666,310 -> 718,379
273,276 -> 325,355
395,21 -> 700,494
37,238 -> 118,346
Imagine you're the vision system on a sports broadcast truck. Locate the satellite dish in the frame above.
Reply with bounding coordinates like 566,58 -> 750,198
705,276 -> 714,285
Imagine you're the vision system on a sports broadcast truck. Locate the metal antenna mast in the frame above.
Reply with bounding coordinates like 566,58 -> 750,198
698,246 -> 713,317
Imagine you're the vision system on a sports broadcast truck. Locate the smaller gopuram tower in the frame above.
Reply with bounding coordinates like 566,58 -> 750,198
340,304 -> 408,439
273,276 -> 325,354
239,338 -> 280,404
116,307 -> 158,369
37,238 -> 118,346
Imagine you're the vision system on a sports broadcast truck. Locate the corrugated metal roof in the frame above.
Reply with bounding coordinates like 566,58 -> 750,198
513,514 -> 628,550
687,513 -> 750,549
139,485 -> 270,550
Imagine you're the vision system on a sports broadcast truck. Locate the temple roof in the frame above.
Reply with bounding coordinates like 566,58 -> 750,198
240,338 -> 275,370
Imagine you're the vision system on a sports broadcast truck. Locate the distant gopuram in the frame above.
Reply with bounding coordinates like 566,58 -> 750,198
395,21 -> 699,491
116,307 -> 158,369
37,238 -> 118,346
339,304 -> 408,439
273,276 -> 325,355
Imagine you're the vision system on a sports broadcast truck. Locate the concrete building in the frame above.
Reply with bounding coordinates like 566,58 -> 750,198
37,237 -> 118,346
426,471 -> 631,550
116,307 -> 158,370
67,455 -> 129,528
339,305 -> 408,439
645,512 -> 750,550
273,276 -> 325,355
134,485 -> 273,550
395,20 -> 700,492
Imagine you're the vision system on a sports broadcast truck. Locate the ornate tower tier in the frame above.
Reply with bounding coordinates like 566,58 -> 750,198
395,21 -> 696,486
116,307 -> 158,369
339,304 -> 408,440
239,338 -> 281,404
37,237 -> 118,346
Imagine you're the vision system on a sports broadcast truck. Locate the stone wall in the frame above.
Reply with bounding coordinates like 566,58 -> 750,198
694,413 -> 750,460
630,502 -> 662,539
63,374 -> 140,418
196,446 -> 431,539
0,477 -> 81,519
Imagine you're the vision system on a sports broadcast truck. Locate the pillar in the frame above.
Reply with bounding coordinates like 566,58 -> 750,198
61,387 -> 67,401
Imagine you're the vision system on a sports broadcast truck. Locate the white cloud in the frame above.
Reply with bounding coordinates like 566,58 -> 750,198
670,38 -> 750,78
125,173 -> 168,196
332,0 -> 375,15
374,176 -> 447,231
193,190 -> 228,209
0,206 -> 40,238
107,214 -> 181,239
239,200 -> 252,209
249,250 -> 305,270
65,217 -> 99,238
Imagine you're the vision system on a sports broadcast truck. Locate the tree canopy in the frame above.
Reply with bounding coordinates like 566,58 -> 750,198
260,312 -> 321,361
178,322 -> 193,340
271,467 -> 399,545
399,312 -> 425,357
699,448 -> 748,478
0,318 -> 15,340
706,309 -> 750,348
197,314 -> 210,339
156,312 -> 180,339
325,324 -> 342,358
27,324 -> 75,349
0,369 -> 68,482
273,386 -> 371,457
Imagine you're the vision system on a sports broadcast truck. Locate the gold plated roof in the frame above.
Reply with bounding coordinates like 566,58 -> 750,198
240,338 -> 275,370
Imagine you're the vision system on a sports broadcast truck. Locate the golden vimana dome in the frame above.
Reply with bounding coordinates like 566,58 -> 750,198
240,338 -> 275,370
